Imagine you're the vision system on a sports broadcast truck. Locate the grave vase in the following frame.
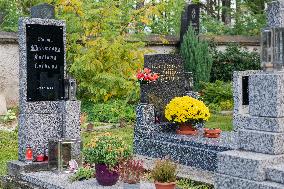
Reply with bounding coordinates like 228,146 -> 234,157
140,83 -> 149,104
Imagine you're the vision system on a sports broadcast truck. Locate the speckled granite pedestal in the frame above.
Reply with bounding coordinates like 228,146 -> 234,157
215,70 -> 284,188
134,104 -> 238,175
17,17 -> 81,162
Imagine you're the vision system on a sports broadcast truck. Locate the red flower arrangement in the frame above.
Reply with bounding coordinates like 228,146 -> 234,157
136,68 -> 159,84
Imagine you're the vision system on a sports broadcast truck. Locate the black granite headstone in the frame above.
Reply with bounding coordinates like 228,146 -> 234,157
242,76 -> 249,105
143,54 -> 186,121
180,4 -> 200,44
26,24 -> 65,101
31,3 -> 55,19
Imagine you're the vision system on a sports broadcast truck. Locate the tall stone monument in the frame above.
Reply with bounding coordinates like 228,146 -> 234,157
17,4 -> 81,162
215,1 -> 284,188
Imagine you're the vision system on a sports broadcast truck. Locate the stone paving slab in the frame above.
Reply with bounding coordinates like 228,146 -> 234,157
215,173 -> 284,189
20,171 -> 156,189
217,150 -> 284,181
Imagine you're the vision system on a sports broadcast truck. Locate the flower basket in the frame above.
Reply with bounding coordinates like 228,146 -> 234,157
165,96 -> 210,135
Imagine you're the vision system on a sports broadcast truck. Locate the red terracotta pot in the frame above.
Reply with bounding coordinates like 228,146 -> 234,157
204,128 -> 222,138
154,182 -> 176,189
176,124 -> 198,135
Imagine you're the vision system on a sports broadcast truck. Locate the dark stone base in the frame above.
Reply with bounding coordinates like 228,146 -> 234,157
7,161 -> 48,177
134,124 -> 238,172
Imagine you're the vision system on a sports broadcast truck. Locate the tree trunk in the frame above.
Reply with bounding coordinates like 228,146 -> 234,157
221,0 -> 231,25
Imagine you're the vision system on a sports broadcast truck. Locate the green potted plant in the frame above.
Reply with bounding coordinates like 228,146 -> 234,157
83,133 -> 131,186
119,158 -> 145,188
151,159 -> 177,189
165,96 -> 210,135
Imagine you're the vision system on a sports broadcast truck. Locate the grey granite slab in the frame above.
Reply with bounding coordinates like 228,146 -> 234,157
7,161 -> 48,178
18,113 -> 63,161
20,171 -> 156,189
215,173 -> 284,189
217,150 -> 284,181
234,114 -> 284,133
266,163 -> 284,184
233,70 -> 262,116
239,129 -> 284,155
136,104 -> 155,126
249,72 -> 284,117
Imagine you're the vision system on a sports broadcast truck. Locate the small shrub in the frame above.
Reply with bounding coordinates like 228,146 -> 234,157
208,103 -> 222,114
84,133 -> 131,168
119,159 -> 144,184
151,158 -> 177,183
219,100 -> 233,111
81,100 -> 135,123
69,167 -> 93,182
0,109 -> 17,123
201,81 -> 233,105
181,27 -> 213,90
210,44 -> 260,82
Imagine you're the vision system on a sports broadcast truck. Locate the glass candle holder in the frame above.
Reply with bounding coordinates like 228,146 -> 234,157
261,28 -> 273,70
272,27 -> 284,70
48,138 -> 82,173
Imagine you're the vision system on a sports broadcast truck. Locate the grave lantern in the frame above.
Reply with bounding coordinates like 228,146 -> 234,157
64,78 -> 77,101
48,138 -> 82,173
272,27 -> 284,70
261,28 -> 273,70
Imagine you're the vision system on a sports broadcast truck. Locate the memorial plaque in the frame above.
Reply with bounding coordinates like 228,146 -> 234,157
242,76 -> 249,105
26,24 -> 65,101
188,4 -> 200,34
180,4 -> 200,44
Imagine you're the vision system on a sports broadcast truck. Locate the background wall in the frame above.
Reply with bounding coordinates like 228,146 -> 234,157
0,32 -> 18,108
0,32 -> 260,108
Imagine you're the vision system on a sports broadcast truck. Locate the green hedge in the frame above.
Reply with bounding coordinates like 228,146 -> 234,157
210,44 -> 261,82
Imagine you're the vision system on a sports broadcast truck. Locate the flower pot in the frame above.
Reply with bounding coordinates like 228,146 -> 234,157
154,181 -> 176,189
86,123 -> 94,132
204,128 -> 222,138
176,124 -> 198,135
95,164 -> 119,186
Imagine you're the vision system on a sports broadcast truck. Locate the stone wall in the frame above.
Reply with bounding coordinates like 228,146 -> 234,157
0,32 -> 260,107
0,32 -> 18,108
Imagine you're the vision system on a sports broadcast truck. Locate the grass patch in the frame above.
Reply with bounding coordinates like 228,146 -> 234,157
205,114 -> 233,131
0,131 -> 18,176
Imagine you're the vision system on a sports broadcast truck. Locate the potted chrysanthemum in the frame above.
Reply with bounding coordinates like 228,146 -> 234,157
165,96 -> 210,135
83,133 -> 131,186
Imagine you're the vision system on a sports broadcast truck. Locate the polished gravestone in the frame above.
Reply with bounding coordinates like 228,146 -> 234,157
15,4 -> 81,164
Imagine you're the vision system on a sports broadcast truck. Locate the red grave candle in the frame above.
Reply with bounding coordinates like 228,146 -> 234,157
25,147 -> 33,161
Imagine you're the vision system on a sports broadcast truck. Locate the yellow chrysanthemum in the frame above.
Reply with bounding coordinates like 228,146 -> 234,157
165,96 -> 210,124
